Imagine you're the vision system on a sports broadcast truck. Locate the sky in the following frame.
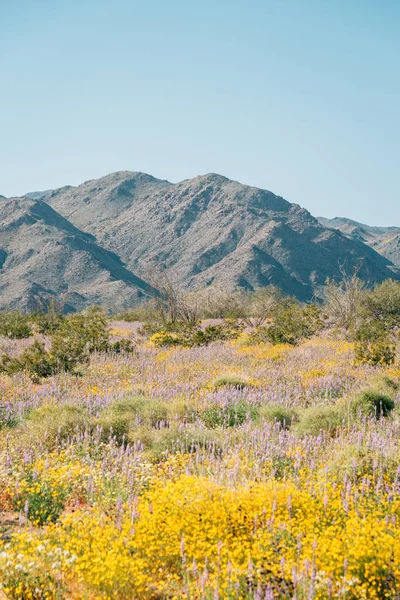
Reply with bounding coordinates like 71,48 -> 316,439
0,0 -> 399,225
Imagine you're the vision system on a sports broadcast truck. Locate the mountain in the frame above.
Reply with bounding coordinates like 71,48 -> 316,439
43,171 -> 398,301
24,190 -> 54,200
0,196 -> 153,312
319,217 -> 400,270
0,195 -> 6,200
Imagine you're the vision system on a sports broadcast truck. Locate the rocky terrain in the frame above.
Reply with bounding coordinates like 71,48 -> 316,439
0,196 -> 153,312
0,172 -> 398,310
319,217 -> 400,270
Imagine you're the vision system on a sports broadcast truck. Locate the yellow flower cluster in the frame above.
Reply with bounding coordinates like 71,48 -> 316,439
2,473 -> 400,598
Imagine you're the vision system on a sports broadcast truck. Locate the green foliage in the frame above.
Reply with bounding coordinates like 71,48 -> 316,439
258,404 -> 298,429
0,307 -> 111,381
354,340 -> 396,366
266,302 -> 322,346
25,405 -> 89,448
361,279 -> 400,331
15,474 -> 67,526
295,405 -> 343,436
350,390 -> 395,419
213,375 -> 251,390
109,339 -> 136,354
33,303 -> 65,334
95,396 -> 171,444
0,341 -> 53,382
354,321 -> 396,366
149,319 -> 244,348
201,400 -> 258,428
0,310 -> 32,339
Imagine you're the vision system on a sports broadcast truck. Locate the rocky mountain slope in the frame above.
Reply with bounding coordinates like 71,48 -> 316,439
43,171 -> 397,301
0,196 -> 153,312
319,217 -> 400,270
1,171 -> 398,311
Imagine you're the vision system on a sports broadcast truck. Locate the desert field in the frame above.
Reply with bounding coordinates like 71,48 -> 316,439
0,318 -> 400,599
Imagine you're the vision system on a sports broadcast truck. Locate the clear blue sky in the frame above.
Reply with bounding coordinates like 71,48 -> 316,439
1,0 -> 399,225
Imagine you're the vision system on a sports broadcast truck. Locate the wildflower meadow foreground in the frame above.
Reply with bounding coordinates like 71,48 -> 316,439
1,300 -> 400,598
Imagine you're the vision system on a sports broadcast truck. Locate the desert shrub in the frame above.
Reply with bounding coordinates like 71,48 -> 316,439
14,472 -> 68,526
149,331 -> 183,347
354,340 -> 396,366
95,412 -> 132,444
0,310 -> 32,339
9,307 -> 112,379
350,390 -> 395,419
25,404 -> 89,447
295,405 -> 343,436
201,400 -> 258,428
96,397 -> 171,444
149,319 -> 244,348
109,339 -> 136,354
213,375 -> 251,390
0,341 -> 53,382
266,302 -> 322,346
361,279 -> 400,331
354,321 -> 396,366
143,425 -> 224,461
33,301 -> 66,334
258,404 -> 298,429
323,269 -> 365,338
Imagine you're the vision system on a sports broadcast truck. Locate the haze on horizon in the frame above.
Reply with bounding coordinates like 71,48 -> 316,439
1,0 -> 399,226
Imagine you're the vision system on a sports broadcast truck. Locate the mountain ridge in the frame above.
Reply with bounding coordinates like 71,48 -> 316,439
1,171 -> 398,311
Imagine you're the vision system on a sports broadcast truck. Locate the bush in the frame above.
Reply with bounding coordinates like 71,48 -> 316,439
354,341 -> 396,366
0,341 -> 53,382
24,404 -> 89,448
149,319 -> 244,348
0,310 -> 32,339
142,425 -> 224,461
109,339 -> 136,354
354,321 -> 396,366
0,307 -> 112,381
213,375 -> 251,390
33,302 -> 65,334
96,397 -> 171,444
350,390 -> 395,419
258,404 -> 298,429
295,405 -> 343,436
201,400 -> 258,428
266,302 -> 322,346
361,279 -> 400,331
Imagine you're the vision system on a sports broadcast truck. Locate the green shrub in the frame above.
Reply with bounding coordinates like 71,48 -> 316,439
15,473 -> 67,526
96,396 -> 171,444
354,340 -> 396,366
0,341 -> 53,382
295,405 -> 343,436
25,404 -> 89,448
354,320 -> 396,366
149,319 -> 244,348
350,390 -> 395,419
33,302 -> 65,334
258,404 -> 298,429
0,310 -> 32,339
201,400 -> 258,428
213,375 -> 251,390
141,425 -> 224,461
109,339 -> 136,354
266,302 -> 322,346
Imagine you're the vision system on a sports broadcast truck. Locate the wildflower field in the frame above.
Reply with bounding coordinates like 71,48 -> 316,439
1,326 -> 400,598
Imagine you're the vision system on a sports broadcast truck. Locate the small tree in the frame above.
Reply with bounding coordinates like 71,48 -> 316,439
323,266 -> 365,338
243,286 -> 282,328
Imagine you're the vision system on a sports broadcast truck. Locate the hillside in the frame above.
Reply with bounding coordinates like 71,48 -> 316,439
44,171 -> 398,301
0,196 -> 153,312
319,217 -> 400,270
